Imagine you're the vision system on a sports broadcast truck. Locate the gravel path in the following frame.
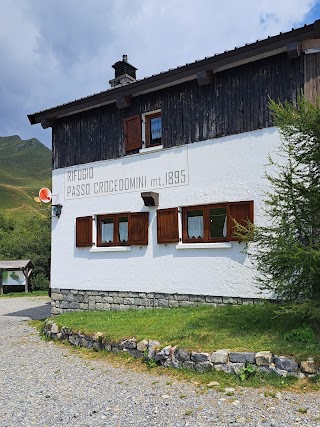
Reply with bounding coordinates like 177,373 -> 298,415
0,297 -> 319,427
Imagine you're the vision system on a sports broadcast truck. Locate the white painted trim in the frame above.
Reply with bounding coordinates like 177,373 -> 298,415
304,48 -> 320,54
90,246 -> 132,253
141,109 -> 162,149
139,145 -> 163,154
175,242 -> 232,250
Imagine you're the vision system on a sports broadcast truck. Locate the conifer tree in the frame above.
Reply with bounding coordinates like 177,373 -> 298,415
242,97 -> 320,301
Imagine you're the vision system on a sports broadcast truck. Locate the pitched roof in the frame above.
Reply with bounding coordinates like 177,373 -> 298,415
0,260 -> 34,270
28,20 -> 320,125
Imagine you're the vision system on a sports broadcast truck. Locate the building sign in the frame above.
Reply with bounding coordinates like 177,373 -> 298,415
2,270 -> 26,286
65,145 -> 189,200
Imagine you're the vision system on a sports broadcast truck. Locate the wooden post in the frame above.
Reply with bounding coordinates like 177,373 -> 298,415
23,268 -> 29,293
26,267 -> 33,293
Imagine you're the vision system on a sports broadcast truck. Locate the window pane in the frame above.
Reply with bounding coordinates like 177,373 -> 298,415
210,208 -> 227,238
187,210 -> 204,239
150,116 -> 161,145
119,216 -> 129,243
101,218 -> 114,243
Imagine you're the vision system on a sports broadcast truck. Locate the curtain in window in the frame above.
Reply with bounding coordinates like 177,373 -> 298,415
188,215 -> 203,239
151,117 -> 161,139
102,222 -> 113,243
223,216 -> 227,237
119,221 -> 128,242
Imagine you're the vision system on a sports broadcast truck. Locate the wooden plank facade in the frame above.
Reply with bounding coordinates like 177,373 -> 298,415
52,53 -> 305,169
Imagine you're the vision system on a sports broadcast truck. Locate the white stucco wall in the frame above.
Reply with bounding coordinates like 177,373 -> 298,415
51,127 -> 280,298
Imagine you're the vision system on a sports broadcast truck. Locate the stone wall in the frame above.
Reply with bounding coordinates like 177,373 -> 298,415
50,288 -> 265,315
44,320 -> 319,379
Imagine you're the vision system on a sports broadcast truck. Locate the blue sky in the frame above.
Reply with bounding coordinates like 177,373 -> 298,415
0,0 -> 319,148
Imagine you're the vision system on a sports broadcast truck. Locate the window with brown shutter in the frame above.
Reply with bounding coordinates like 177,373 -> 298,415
129,212 -> 149,245
76,216 -> 93,247
157,208 -> 179,243
124,115 -> 142,152
96,212 -> 148,246
182,201 -> 254,243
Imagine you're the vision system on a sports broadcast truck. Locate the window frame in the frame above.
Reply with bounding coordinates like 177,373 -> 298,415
96,212 -> 149,247
144,111 -> 162,148
182,201 -> 253,243
182,203 -> 230,243
97,213 -> 130,247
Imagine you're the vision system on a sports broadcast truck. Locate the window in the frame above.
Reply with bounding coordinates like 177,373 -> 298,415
124,111 -> 162,153
98,214 -> 129,246
145,112 -> 162,147
97,212 -> 148,247
182,201 -> 253,243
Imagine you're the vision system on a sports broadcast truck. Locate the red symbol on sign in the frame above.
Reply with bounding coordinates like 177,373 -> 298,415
39,188 -> 52,203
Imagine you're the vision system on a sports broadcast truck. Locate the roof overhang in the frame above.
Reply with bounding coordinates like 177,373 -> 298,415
28,20 -> 320,126
0,260 -> 35,270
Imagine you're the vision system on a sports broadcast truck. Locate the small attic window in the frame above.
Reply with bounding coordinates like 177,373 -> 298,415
145,111 -> 162,147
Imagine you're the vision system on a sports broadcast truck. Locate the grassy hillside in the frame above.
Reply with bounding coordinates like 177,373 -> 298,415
0,136 -> 51,218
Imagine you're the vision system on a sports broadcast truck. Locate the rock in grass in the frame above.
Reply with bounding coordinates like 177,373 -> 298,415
191,352 -> 210,363
137,339 -> 148,352
255,351 -> 273,366
194,361 -> 213,372
147,340 -> 160,359
229,352 -> 256,364
207,381 -> 220,387
209,349 -> 229,364
274,356 -> 298,372
300,358 -> 317,374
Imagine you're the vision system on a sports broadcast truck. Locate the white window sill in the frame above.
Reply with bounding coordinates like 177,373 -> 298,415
139,145 -> 163,154
90,246 -> 132,253
175,242 -> 232,250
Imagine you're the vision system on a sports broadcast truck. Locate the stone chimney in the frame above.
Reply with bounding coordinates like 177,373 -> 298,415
109,54 -> 137,88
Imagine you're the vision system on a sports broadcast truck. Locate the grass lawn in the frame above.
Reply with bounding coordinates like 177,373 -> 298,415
0,290 -> 48,298
52,303 -> 320,362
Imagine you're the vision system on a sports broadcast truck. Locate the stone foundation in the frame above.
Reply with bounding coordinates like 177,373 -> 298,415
50,288 -> 266,315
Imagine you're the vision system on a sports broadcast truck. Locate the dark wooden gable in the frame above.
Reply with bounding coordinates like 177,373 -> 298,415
52,53 -> 304,169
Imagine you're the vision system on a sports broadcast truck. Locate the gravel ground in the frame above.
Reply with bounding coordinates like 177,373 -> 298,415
0,297 -> 319,427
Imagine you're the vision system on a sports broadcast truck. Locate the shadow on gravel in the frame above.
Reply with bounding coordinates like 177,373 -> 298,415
4,303 -> 51,320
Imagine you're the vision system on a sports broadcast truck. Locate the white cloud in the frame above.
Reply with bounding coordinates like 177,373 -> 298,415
0,0 -> 317,146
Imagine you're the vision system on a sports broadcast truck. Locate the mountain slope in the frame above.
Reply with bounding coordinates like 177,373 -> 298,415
0,136 -> 51,218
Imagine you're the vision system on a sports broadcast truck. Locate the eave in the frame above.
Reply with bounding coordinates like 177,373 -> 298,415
28,19 -> 320,126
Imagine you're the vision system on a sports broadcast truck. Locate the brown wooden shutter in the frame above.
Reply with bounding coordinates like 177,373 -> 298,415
228,201 -> 254,241
157,208 -> 179,243
128,212 -> 149,245
76,216 -> 93,247
124,115 -> 142,151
